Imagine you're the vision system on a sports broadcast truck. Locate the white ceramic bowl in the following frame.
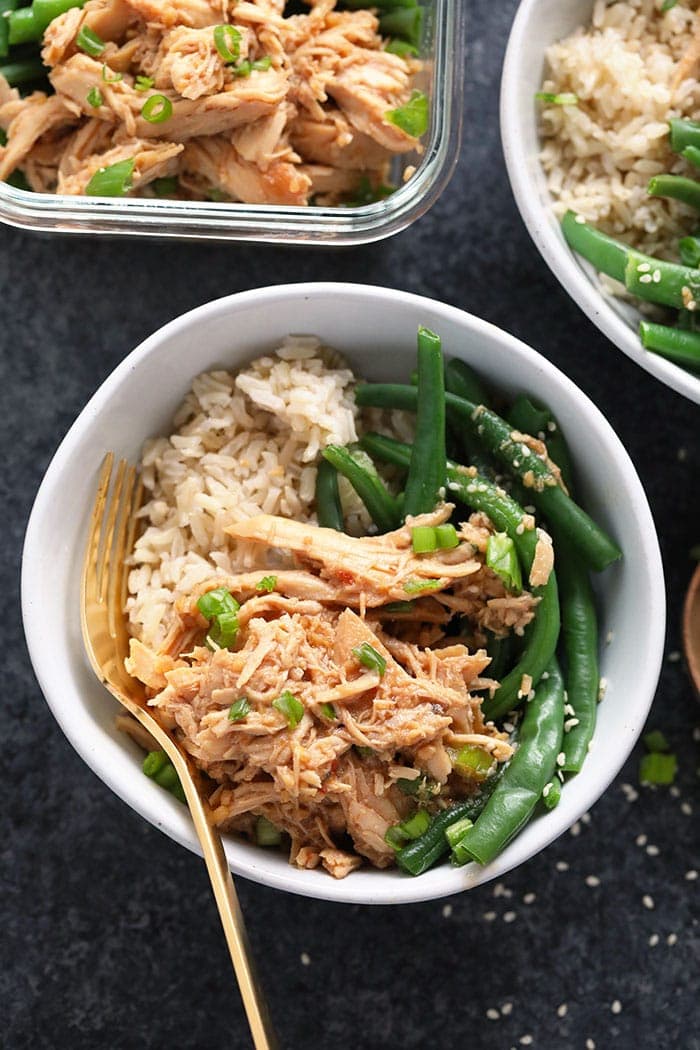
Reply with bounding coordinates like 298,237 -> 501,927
501,0 -> 700,406
22,283 -> 665,904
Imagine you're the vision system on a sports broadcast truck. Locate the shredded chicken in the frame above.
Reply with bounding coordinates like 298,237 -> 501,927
127,513 -> 522,879
2,0 -> 425,203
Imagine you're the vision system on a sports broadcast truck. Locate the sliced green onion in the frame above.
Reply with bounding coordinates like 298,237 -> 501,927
435,523 -> 459,549
411,525 -> 438,553
403,578 -> 442,594
86,85 -> 102,107
152,175 -> 178,196
213,23 -> 241,63
643,729 -> 669,753
272,689 -> 304,729
255,816 -> 282,846
76,23 -> 105,56
256,575 -> 277,593
535,91 -> 578,106
385,826 -> 408,850
197,587 -> 240,650
386,89 -> 428,137
639,752 -> 678,785
453,745 -> 494,780
197,587 -> 239,619
399,810 -> 430,839
351,641 -> 387,677
134,74 -> 154,92
141,93 -> 172,124
355,746 -> 375,758
347,174 -> 395,206
85,157 -> 135,197
101,64 -> 122,82
383,600 -> 416,614
142,750 -> 169,778
5,168 -> 30,190
486,532 -> 522,593
542,779 -> 561,810
228,696 -> 251,723
445,816 -> 473,849
662,0 -> 679,9
233,55 -> 271,77
320,703 -> 336,720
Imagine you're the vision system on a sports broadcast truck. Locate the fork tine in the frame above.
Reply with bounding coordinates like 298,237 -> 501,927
82,452 -> 114,608
97,457 -> 127,603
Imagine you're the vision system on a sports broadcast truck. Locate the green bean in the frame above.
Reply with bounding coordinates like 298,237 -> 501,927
396,774 -> 502,876
681,145 -> 700,170
0,56 -> 45,84
453,659 -> 565,866
542,777 -> 562,810
360,433 -> 561,718
322,444 -> 399,534
669,117 -> 700,154
0,0 -> 18,59
648,174 -> 700,212
356,385 -> 621,572
379,6 -> 422,47
402,326 -> 446,518
508,394 -> 575,492
142,750 -> 186,804
485,632 -> 516,683
624,249 -> 700,309
33,0 -> 87,32
444,358 -> 489,407
557,538 -> 599,772
639,321 -> 700,371
679,235 -> 700,268
7,7 -> 41,45
561,210 -> 627,282
315,457 -> 344,531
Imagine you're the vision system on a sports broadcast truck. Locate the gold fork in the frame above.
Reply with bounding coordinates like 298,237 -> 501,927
80,453 -> 278,1050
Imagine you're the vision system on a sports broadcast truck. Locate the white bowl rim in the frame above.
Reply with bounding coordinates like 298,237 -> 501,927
22,282 -> 666,904
500,0 -> 700,406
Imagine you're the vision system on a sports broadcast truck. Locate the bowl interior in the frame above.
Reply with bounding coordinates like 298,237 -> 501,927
22,284 -> 665,904
500,0 -> 700,405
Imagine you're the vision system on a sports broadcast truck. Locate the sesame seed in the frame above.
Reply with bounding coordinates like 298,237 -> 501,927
685,869 -> 698,881
556,751 -> 566,767
638,273 -> 653,283
637,262 -> 651,272
300,952 -> 311,966
564,717 -> 580,732
678,447 -> 687,461
557,1003 -> 568,1018
598,678 -> 608,701
606,631 -> 614,645
556,860 -> 569,872
547,421 -> 557,432
585,875 -> 601,887
636,834 -> 648,847
681,802 -> 693,816
483,911 -> 497,922
570,821 -> 581,837
493,882 -> 513,899
542,782 -> 552,798
503,910 -> 517,923
581,812 -> 591,825
442,903 -> 453,917
586,1040 -> 596,1050
575,213 -> 585,223
693,727 -> 700,743
501,1002 -> 513,1016
523,892 -> 536,904
519,1036 -> 533,1046
667,933 -> 678,946
646,845 -> 660,857
516,523 -> 525,535
670,785 -> 681,799
486,1008 -> 500,1021
649,933 -> 659,947
643,894 -> 655,910
611,1000 -> 622,1015
621,783 -> 639,803
564,703 -> 576,717
652,269 -> 661,283
667,650 -> 681,663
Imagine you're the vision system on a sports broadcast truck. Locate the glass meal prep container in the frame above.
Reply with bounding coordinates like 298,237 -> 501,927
0,0 -> 464,244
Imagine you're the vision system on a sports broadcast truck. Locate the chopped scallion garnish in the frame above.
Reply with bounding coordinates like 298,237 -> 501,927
411,525 -> 438,553
352,641 -> 387,676
453,744 -> 494,780
639,752 -> 677,786
152,176 -> 178,196
232,55 -> 272,77
435,523 -> 459,549
272,689 -> 304,729
386,89 -> 428,137
535,91 -> 578,106
85,157 -> 135,197
383,600 -> 415,614
228,696 -> 251,722
134,74 -> 155,92
486,532 -> 522,593
256,575 -> 277,593
384,38 -> 418,58
196,587 -> 240,650
320,703 -> 336,720
76,25 -> 105,57
213,23 -> 241,63
385,809 -> 431,850
101,64 -> 123,83
142,750 -> 186,803
643,729 -> 670,753
445,816 -> 473,849
141,93 -> 172,123
255,816 -> 282,847
403,578 -> 442,594
86,86 -> 103,107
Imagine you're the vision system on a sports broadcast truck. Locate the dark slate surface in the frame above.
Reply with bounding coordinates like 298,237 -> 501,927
3,3 -> 700,1048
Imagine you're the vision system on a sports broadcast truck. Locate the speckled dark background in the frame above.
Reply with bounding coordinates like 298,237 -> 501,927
3,2 -> 700,1048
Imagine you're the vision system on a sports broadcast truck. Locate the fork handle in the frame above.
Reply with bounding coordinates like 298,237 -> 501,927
183,782 -> 279,1050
